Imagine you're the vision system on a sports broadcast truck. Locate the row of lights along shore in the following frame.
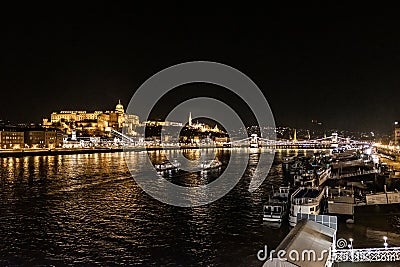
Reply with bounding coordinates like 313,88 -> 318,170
344,236 -> 390,249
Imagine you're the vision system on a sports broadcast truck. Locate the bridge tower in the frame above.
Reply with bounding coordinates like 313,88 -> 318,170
331,133 -> 339,148
293,129 -> 297,142
250,134 -> 259,148
332,132 -> 338,143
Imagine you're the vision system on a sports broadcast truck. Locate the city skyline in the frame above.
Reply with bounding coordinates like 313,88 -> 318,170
0,99 -> 388,137
2,6 -> 400,266
1,9 -> 400,133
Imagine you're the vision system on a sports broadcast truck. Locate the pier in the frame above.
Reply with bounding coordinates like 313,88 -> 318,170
333,247 -> 400,263
263,216 -> 337,267
330,169 -> 379,180
376,146 -> 400,161
264,215 -> 400,266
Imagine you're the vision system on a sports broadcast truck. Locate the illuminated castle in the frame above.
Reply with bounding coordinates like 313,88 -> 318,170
187,112 -> 223,133
43,100 -> 139,135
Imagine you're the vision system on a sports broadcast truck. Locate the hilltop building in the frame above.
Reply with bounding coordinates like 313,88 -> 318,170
0,127 -> 24,149
395,121 -> 400,145
187,112 -> 224,133
43,100 -> 140,136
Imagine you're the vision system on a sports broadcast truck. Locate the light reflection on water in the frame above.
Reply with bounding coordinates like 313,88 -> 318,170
0,149 -> 398,266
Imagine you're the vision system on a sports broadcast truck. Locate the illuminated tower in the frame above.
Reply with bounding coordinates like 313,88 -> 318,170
115,100 -> 124,114
189,112 -> 192,127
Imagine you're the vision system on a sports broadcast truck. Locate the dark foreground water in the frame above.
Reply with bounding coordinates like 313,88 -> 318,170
0,149 -> 399,266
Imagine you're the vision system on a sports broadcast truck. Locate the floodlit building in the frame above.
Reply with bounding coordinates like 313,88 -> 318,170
0,127 -> 24,149
187,112 -> 224,133
395,121 -> 400,146
24,129 -> 61,148
43,100 -> 140,136
49,110 -> 103,123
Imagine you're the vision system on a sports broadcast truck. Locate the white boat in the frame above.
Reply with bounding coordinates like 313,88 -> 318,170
272,186 -> 290,199
292,166 -> 331,187
263,199 -> 288,223
155,160 -> 181,172
289,187 -> 326,227
263,186 -> 290,223
315,166 -> 331,185
199,158 -> 222,170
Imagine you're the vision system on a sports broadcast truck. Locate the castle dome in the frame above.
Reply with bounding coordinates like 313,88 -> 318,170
115,100 -> 124,113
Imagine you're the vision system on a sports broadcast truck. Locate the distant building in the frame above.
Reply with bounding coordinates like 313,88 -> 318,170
0,127 -> 24,149
24,128 -> 61,148
124,114 -> 140,135
187,112 -> 224,133
144,121 -> 183,127
49,110 -> 103,123
43,100 -> 140,136
395,121 -> 400,145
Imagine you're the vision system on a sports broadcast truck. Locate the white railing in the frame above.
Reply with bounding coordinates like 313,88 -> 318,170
111,130 -> 135,143
331,169 -> 379,179
333,247 -> 400,262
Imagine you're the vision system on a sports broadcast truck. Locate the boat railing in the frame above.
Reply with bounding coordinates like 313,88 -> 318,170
264,207 -> 284,216
292,197 -> 320,205
267,198 -> 288,205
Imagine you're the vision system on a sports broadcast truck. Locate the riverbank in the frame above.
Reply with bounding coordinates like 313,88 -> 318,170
0,146 -> 333,158
0,147 -> 182,158
0,146 -> 226,158
0,148 -> 124,157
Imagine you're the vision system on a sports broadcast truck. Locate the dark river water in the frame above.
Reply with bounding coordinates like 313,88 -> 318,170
0,149 -> 399,266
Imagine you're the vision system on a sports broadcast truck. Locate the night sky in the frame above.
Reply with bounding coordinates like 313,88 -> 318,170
1,6 -> 400,133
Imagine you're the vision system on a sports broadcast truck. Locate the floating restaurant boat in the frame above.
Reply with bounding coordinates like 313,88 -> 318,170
283,154 -> 332,187
263,186 -> 290,224
154,159 -> 181,172
199,158 -> 222,170
315,166 -> 331,185
289,186 -> 326,227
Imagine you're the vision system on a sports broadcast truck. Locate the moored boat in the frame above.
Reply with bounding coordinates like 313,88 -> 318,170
263,186 -> 290,224
155,159 -> 181,173
289,186 -> 326,227
199,158 -> 222,170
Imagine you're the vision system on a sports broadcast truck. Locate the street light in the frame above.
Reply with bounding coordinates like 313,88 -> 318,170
383,236 -> 388,248
349,238 -> 354,249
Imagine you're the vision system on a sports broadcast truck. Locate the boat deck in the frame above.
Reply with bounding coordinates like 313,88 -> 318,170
294,188 -> 321,199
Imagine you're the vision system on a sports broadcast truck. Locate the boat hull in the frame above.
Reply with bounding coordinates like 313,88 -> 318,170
263,216 -> 284,223
289,215 -> 297,227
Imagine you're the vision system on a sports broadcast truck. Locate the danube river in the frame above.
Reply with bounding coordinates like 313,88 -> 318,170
0,149 -> 399,266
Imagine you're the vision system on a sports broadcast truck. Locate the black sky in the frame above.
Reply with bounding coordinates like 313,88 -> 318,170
1,6 -> 400,133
